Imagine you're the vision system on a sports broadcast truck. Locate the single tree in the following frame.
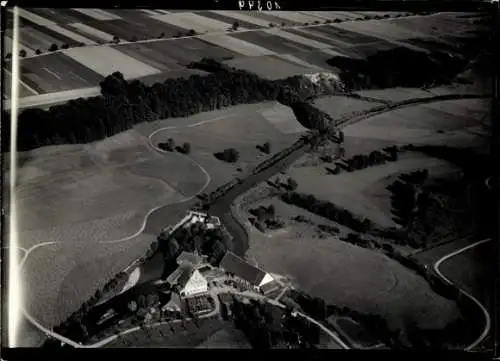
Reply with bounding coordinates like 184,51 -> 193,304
261,141 -> 271,154
61,44 -> 69,49
182,142 -> 191,154
19,49 -> 27,57
287,178 -> 298,191
130,36 -> 138,42
232,21 -> 240,31
187,29 -> 197,36
159,32 -> 165,38
5,52 -> 12,60
35,49 -> 42,55
48,43 -> 58,52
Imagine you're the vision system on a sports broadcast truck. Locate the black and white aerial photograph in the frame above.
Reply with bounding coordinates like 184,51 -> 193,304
1,7 -> 495,352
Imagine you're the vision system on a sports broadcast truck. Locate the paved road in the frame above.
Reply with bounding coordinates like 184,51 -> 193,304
433,238 -> 492,351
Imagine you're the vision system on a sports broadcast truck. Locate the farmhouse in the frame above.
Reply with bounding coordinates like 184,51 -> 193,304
219,251 -> 274,290
161,292 -> 183,314
167,264 -> 208,297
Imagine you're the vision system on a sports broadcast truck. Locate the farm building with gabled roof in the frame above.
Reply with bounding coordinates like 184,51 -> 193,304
219,251 -> 274,288
167,264 -> 208,298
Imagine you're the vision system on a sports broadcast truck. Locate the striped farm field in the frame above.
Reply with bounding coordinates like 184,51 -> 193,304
15,8 -> 96,45
72,8 -> 122,21
199,34 -> 275,56
329,20 -> 429,42
209,10 -> 277,28
151,12 -> 238,33
196,11 -> 264,29
63,45 -> 161,79
313,96 -> 384,120
224,54 -> 318,80
264,11 -> 329,24
239,11 -> 300,26
306,24 -> 385,46
229,30 -> 319,54
113,37 -> 236,70
20,53 -> 104,93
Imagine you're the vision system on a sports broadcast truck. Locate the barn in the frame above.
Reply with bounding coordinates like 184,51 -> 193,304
219,251 -> 274,289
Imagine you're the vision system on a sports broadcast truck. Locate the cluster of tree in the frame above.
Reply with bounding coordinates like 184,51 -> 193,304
231,298 -> 319,349
316,224 -> 339,235
158,222 -> 229,276
214,148 -> 239,163
248,204 -> 284,232
288,290 -> 327,321
158,138 -> 191,154
173,29 -> 197,38
290,101 -> 332,131
341,233 -> 380,250
256,141 -> 271,154
341,147 -> 399,172
386,170 -> 431,236
326,46 -> 469,90
281,192 -> 374,234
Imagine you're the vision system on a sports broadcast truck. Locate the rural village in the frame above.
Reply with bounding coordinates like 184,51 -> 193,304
2,7 -> 494,352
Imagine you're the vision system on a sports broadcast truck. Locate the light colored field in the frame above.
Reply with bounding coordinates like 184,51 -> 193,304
313,96 -> 382,120
263,28 -> 333,49
211,10 -> 271,27
63,46 -> 161,78
343,99 -> 488,146
68,22 -> 115,42
301,11 -> 359,21
120,267 -> 141,293
12,128 -> 200,247
4,86 -> 100,111
199,34 -> 275,56
72,8 -> 122,21
266,11 -> 327,24
22,238 -> 151,328
196,326 -> 251,348
243,201 -> 459,330
333,19 -> 427,41
289,153 -> 456,228
225,55 -> 316,80
355,88 -> 435,103
274,53 -> 324,70
152,12 -> 239,33
139,102 -> 303,188
260,102 -> 309,134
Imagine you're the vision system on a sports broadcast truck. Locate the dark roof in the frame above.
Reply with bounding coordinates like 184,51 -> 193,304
260,281 -> 280,295
219,251 -> 267,286
167,264 -> 194,286
176,251 -> 203,267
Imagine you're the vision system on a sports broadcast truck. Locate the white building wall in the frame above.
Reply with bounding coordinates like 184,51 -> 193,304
181,270 -> 208,296
258,273 -> 274,287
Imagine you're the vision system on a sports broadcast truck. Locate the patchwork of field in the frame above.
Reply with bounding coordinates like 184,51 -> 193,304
243,200 -> 460,331
9,11 -> 482,98
112,37 -> 236,71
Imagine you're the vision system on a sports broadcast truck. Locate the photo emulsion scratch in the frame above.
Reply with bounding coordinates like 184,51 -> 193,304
1,6 -> 495,353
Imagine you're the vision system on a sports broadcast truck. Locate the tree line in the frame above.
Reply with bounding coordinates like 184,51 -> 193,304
3,58 -> 338,153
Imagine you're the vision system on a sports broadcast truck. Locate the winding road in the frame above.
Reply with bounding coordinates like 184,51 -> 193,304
14,92 -> 491,349
433,238 -> 492,351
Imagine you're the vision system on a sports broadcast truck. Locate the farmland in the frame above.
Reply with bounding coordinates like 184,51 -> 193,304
240,198 -> 460,331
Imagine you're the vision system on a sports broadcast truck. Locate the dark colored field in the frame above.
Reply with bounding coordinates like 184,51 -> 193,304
336,318 -> 379,347
83,18 -> 185,41
307,25 -> 383,45
196,11 -> 262,30
285,27 -> 360,49
28,8 -> 86,24
350,42 -> 398,58
405,38 -> 461,55
114,38 -> 235,69
230,31 -> 316,54
137,251 -> 164,284
11,15 -> 80,46
20,53 -> 103,93
58,24 -> 109,44
439,240 -> 494,309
